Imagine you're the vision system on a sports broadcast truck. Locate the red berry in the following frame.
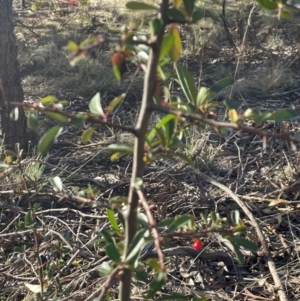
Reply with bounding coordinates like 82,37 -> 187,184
192,239 -> 203,251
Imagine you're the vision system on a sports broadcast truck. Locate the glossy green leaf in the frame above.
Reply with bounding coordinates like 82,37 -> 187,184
28,113 -> 38,130
106,94 -> 125,113
160,35 -> 175,61
147,271 -> 166,298
167,8 -> 186,22
167,215 -> 193,234
175,65 -> 197,105
256,0 -> 278,10
40,95 -> 57,105
210,77 -> 235,93
157,293 -> 189,301
125,229 -> 148,264
81,127 -> 96,144
183,0 -> 194,16
106,243 -> 121,263
107,209 -> 120,234
192,9 -> 204,23
231,238 -> 258,253
268,109 -> 298,121
44,111 -> 68,123
126,1 -> 158,10
38,126 -> 63,155
89,93 -> 104,116
169,25 -> 182,62
98,262 -> 112,276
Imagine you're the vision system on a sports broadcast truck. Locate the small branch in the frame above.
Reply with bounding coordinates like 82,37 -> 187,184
12,102 -> 138,136
193,169 -> 288,301
150,104 -> 300,145
136,188 -> 164,270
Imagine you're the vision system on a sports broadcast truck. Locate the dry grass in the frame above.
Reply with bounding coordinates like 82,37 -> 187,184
1,0 -> 300,300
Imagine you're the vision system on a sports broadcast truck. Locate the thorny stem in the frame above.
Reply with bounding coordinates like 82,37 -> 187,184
119,1 -> 170,300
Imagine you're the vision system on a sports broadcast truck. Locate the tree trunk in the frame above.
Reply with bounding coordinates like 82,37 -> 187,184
0,0 -> 28,153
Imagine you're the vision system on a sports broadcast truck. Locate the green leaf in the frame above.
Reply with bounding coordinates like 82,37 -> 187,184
231,238 -> 258,253
150,18 -> 163,37
256,0 -> 278,10
183,0 -> 195,16
135,270 -> 149,282
197,87 -> 215,107
126,1 -> 158,10
268,109 -> 298,121
167,215 -> 193,234
81,127 -> 97,144
134,178 -> 143,188
232,242 -> 245,264
38,126 -> 63,155
192,9 -> 203,23
157,217 -> 175,228
167,8 -> 186,22
168,25 -> 182,62
98,262 -> 112,276
106,94 -> 125,113
106,144 -> 133,153
223,99 -> 237,110
67,41 -> 79,53
125,229 -> 148,264
113,64 -> 122,81
175,65 -> 197,105
147,271 -> 166,298
281,10 -> 291,19
173,0 -> 183,8
105,243 -> 121,263
174,152 -> 194,166
25,211 -> 33,226
160,35 -> 175,61
10,107 -> 19,121
89,93 -> 104,116
28,113 -> 39,130
40,95 -> 57,105
44,111 -> 68,123
107,209 -> 120,234
100,229 -> 116,245
210,77 -> 235,94
147,114 -> 176,142
157,293 -> 189,301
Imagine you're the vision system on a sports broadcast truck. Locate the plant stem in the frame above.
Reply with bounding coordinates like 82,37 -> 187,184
119,1 -> 169,300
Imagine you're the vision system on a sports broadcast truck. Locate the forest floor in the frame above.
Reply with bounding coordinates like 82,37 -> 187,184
1,0 -> 300,300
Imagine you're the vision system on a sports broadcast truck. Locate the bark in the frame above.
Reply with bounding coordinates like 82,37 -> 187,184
0,0 -> 28,152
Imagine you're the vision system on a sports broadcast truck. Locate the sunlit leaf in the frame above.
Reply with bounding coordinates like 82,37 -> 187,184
160,35 -> 175,60
40,95 -> 57,105
197,87 -> 215,107
228,109 -> 240,124
106,94 -> 125,113
147,114 -> 176,141
281,10 -> 291,19
106,144 -> 133,153
168,25 -> 182,62
25,283 -> 42,294
67,41 -> 79,53
107,209 -> 120,234
38,126 -> 63,155
256,0 -> 278,10
173,0 -> 183,8
134,177 -> 143,188
81,127 -> 97,144
10,107 -> 19,121
98,262 -> 112,276
89,93 -> 104,116
44,111 -> 68,123
52,176 -> 63,192
125,229 -> 148,264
